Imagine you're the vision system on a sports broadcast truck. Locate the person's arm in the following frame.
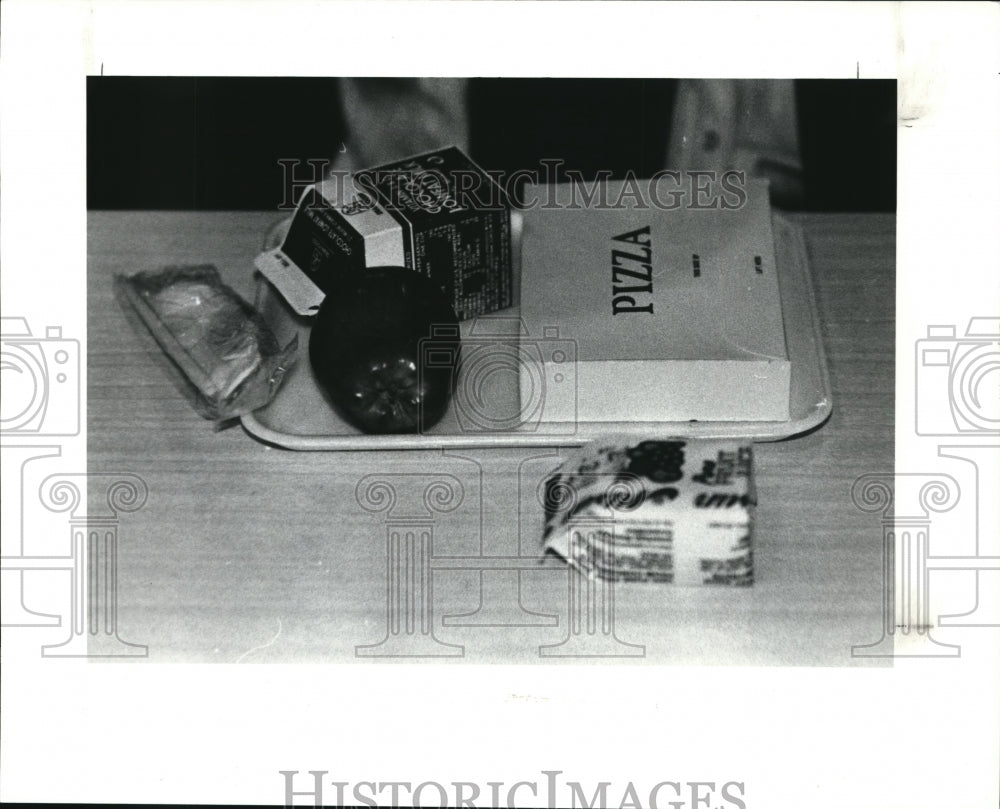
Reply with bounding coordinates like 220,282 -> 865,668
336,77 -> 470,172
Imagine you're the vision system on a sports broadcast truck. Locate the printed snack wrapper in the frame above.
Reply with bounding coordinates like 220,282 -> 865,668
115,265 -> 297,422
541,436 -> 755,585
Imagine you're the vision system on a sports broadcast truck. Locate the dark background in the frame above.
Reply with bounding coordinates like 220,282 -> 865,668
87,77 -> 896,212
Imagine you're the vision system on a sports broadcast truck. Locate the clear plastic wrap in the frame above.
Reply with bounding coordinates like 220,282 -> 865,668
115,265 -> 297,422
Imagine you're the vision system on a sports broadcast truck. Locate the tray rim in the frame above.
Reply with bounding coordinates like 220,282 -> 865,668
241,213 -> 832,450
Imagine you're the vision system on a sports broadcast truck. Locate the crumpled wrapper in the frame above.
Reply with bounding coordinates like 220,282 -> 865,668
541,436 -> 755,585
115,264 -> 297,422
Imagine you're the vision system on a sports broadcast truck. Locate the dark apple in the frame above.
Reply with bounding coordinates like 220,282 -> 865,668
309,266 -> 460,434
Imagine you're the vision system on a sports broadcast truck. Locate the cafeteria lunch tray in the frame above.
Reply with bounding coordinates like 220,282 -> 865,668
241,213 -> 832,450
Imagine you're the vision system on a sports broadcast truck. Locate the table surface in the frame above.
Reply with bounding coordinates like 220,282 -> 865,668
86,210 -> 895,665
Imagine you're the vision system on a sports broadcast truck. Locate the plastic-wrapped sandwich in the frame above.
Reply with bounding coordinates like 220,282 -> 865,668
115,265 -> 297,422
541,437 -> 755,585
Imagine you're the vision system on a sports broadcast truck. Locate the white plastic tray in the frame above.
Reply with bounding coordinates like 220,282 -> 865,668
241,213 -> 831,450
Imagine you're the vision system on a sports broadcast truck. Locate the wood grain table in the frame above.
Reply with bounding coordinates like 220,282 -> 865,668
86,211 -> 895,665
